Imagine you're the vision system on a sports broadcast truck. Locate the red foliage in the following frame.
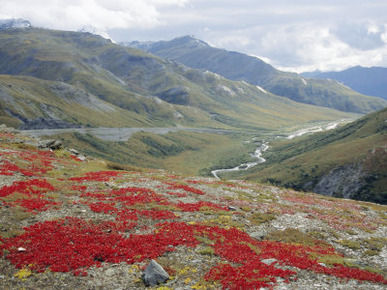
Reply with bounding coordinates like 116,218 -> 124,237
69,171 -> 121,182
176,201 -> 228,212
0,179 -> 55,197
137,209 -> 177,220
15,198 -> 60,212
166,191 -> 187,197
88,202 -> 117,213
1,218 -> 386,286
166,182 -> 205,195
70,155 -> 83,162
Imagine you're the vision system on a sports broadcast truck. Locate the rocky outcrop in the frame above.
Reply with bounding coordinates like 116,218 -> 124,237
313,164 -> 367,199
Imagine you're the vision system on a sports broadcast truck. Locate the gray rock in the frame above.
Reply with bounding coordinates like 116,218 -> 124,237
142,260 -> 170,287
40,139 -> 62,150
261,258 -> 277,265
228,206 -> 237,211
250,231 -> 265,240
69,148 -> 80,155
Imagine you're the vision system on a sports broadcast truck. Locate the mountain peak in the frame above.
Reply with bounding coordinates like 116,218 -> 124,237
169,35 -> 210,47
0,18 -> 31,30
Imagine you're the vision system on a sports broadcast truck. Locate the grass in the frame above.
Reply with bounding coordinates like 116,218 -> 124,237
47,130 -> 258,176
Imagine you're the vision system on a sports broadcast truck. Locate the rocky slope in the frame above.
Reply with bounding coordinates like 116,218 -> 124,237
0,127 -> 386,289
127,35 -> 387,114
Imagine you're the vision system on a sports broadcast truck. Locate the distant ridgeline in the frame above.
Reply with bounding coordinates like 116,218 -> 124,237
0,25 -> 361,131
126,35 -> 387,114
302,66 -> 387,101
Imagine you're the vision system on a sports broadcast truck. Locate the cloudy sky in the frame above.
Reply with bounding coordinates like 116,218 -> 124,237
1,0 -> 386,72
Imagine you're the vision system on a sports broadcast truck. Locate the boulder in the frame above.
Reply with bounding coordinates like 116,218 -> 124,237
142,260 -> 170,287
39,139 -> 63,150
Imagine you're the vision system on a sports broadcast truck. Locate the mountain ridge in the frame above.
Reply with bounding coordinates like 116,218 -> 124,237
303,66 -> 387,100
126,35 -> 387,114
0,27 -> 355,131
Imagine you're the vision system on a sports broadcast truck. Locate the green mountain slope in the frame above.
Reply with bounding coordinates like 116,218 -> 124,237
128,36 -> 387,114
0,28 -> 354,131
241,108 -> 387,204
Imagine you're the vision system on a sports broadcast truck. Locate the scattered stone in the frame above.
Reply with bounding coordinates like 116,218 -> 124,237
142,260 -> 170,287
39,139 -> 62,150
69,148 -> 80,155
77,155 -> 86,161
261,258 -> 277,265
250,231 -> 265,240
318,263 -> 327,267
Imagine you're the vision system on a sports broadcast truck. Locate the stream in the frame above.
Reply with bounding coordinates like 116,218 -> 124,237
211,120 -> 348,179
211,142 -> 269,179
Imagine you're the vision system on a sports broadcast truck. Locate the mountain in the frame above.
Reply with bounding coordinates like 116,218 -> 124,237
304,66 -> 387,100
237,107 -> 387,204
0,27 -> 354,131
0,127 -> 386,289
126,36 -> 387,114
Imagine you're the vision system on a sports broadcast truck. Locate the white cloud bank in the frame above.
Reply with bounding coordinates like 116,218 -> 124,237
1,0 -> 386,72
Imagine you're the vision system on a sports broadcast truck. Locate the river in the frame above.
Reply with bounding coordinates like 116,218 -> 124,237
210,119 -> 350,179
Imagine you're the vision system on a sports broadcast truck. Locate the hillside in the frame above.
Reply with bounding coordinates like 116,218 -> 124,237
127,36 -> 387,114
0,127 -> 386,289
236,108 -> 387,204
0,27 -> 354,131
305,66 -> 387,100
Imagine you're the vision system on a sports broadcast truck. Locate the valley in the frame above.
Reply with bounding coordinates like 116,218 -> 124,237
210,119 -> 352,179
0,25 -> 385,203
0,20 -> 386,290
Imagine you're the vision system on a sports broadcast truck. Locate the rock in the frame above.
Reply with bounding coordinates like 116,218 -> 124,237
228,206 -> 237,211
261,258 -> 277,265
142,260 -> 170,287
250,231 -> 265,240
17,247 -> 26,252
318,263 -> 327,267
69,148 -> 80,155
77,155 -> 86,161
39,139 -> 63,150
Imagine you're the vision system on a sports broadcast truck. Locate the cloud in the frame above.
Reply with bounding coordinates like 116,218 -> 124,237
0,0 -> 188,35
1,0 -> 386,71
332,22 -> 386,51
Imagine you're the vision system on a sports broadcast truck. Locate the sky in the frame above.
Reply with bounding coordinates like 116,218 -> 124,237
1,0 -> 386,72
